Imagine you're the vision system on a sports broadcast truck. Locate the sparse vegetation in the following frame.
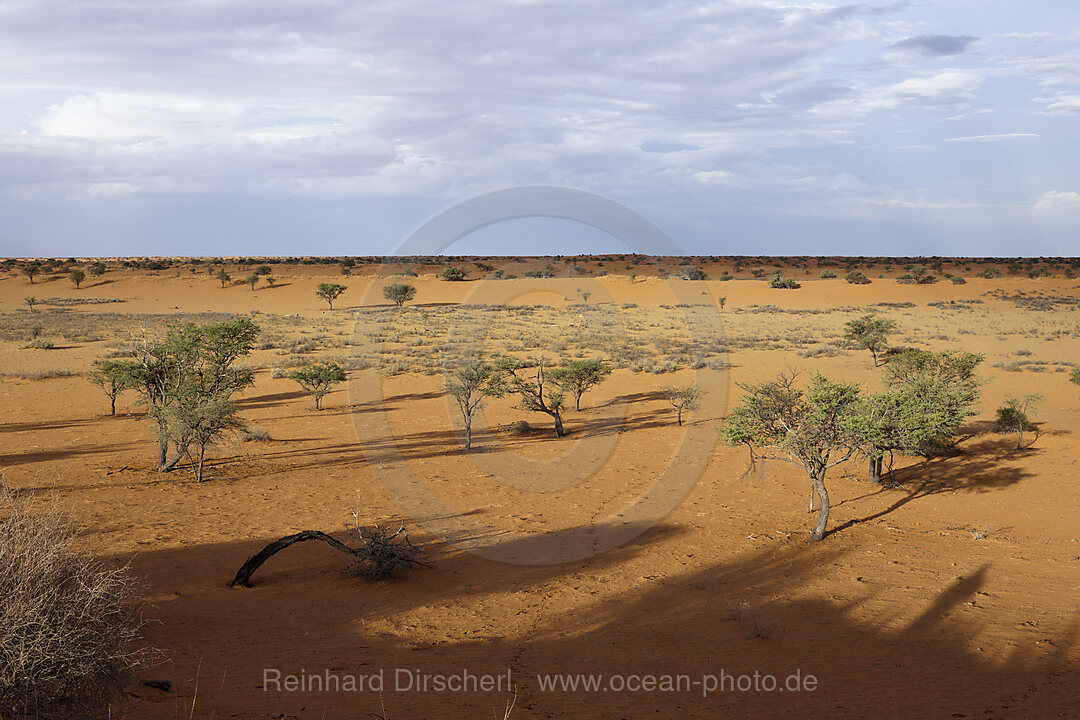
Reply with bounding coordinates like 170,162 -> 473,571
69,268 -> 86,288
216,268 -> 232,287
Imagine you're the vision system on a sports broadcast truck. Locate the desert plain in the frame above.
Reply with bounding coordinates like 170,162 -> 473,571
1,255 -> 1079,719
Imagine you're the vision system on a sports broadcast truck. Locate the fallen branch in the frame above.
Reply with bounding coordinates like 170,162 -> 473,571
230,530 -> 359,587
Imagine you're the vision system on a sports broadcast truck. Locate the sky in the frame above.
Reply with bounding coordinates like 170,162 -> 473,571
1,0 -> 1079,258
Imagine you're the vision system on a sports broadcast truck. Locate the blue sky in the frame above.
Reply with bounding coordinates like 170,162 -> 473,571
1,0 -> 1079,257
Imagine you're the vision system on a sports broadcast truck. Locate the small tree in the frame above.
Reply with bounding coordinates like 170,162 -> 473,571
69,268 -> 86,288
446,358 -> 507,450
721,372 -> 860,540
844,312 -> 896,367
159,396 -> 245,481
440,266 -> 466,281
383,283 -> 417,307
718,296 -> 727,311
551,358 -> 610,411
992,394 -> 1042,450
498,357 -> 567,436
316,283 -> 347,309
216,268 -> 232,288
286,361 -> 347,410
87,359 -> 137,415
265,276 -> 276,287
662,384 -> 704,426
820,270 -> 837,279
21,261 -> 41,284
244,273 -> 259,290
1070,368 -> 1080,390
848,349 -> 984,482
89,261 -> 107,277
23,296 -> 38,313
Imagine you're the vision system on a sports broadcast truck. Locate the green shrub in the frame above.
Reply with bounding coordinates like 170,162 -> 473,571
440,266 -> 466,281
844,270 -> 869,285
819,270 -> 837,279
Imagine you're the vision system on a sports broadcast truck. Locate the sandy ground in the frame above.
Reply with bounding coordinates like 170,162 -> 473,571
1,259 -> 1079,719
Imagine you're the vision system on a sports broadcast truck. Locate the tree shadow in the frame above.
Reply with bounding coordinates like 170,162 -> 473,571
831,438 -> 1034,536
117,534 -> 1080,719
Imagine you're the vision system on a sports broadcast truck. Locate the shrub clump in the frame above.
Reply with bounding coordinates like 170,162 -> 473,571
0,499 -> 157,718
819,270 -> 837,279
844,270 -> 870,285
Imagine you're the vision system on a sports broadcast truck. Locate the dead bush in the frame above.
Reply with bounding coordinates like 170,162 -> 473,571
0,499 -> 157,718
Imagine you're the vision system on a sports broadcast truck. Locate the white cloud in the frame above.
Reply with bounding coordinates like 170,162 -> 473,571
946,133 -> 1039,143
1034,191 -> 1080,213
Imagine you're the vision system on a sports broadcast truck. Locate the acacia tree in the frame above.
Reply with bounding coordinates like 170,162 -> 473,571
69,268 -> 86,288
87,359 -> 138,415
992,394 -> 1042,450
383,283 -> 417,307
661,384 -> 704,426
551,359 -> 610,411
159,396 -> 245,481
129,318 -> 258,473
316,283 -> 347,309
21,261 -> 41,284
23,296 -> 38,312
245,273 -> 259,291
286,361 -> 347,410
446,358 -> 506,450
844,313 -> 897,367
498,357 -> 567,436
721,372 -> 860,541
848,349 -> 983,483
216,268 -> 232,288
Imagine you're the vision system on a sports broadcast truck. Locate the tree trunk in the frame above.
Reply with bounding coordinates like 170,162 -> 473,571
110,395 -> 116,416
314,395 -> 321,411
196,445 -> 206,482
676,407 -> 683,426
553,412 -> 565,437
158,445 -> 186,473
868,455 -> 883,484
809,469 -> 831,541
230,530 -> 359,587
871,349 -> 879,367
464,421 -> 472,450
575,393 -> 581,411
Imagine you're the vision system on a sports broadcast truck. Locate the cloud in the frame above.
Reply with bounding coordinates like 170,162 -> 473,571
946,133 -> 1039,143
1034,191 -> 1080,213
891,34 -> 978,57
